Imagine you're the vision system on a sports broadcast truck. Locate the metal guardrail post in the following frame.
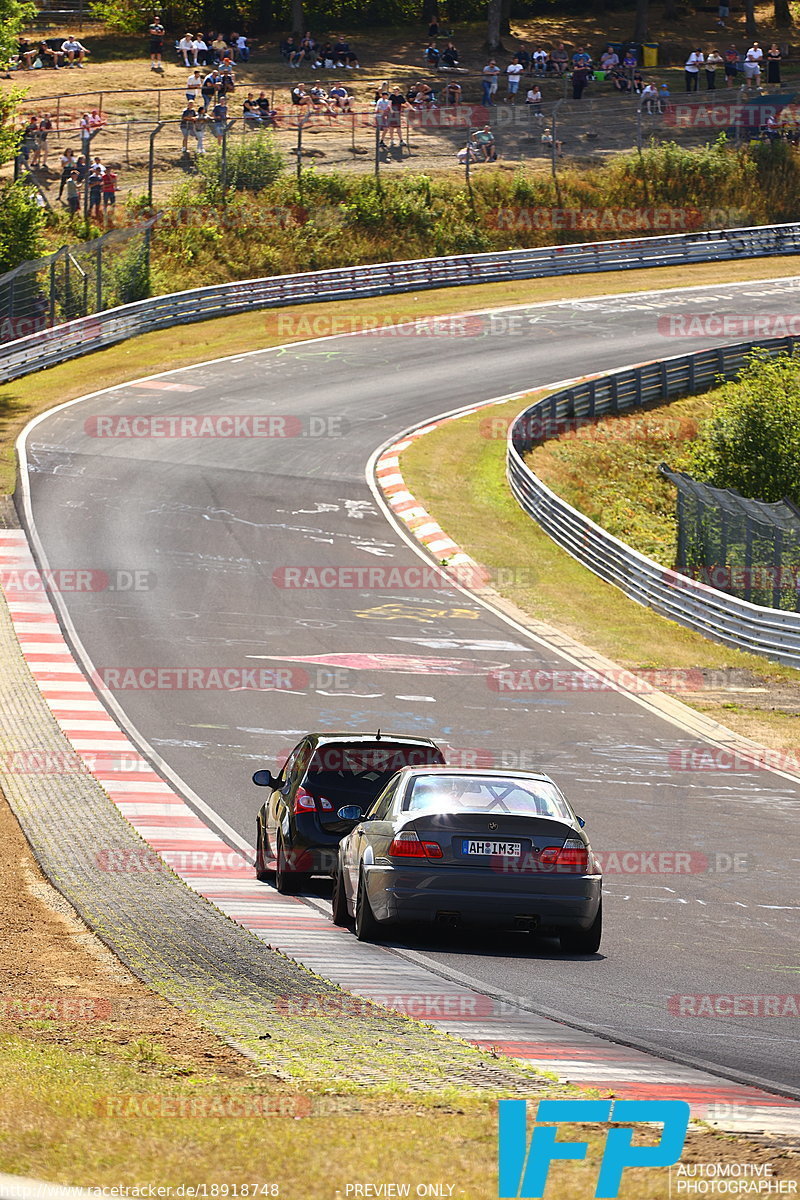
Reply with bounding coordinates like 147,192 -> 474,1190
147,122 -> 166,208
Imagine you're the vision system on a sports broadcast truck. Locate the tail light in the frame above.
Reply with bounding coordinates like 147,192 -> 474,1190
388,830 -> 443,859
539,839 -> 589,871
293,786 -> 333,814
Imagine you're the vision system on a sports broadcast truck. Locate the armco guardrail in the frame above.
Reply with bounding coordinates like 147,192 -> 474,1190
2,221 -> 800,384
507,336 -> 800,670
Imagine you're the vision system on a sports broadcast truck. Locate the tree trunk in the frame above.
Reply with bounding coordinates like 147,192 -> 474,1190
744,0 -> 757,40
633,0 -> 649,43
663,0 -> 678,20
422,0 -> 437,19
774,0 -> 792,27
290,0 -> 304,37
500,0 -> 511,37
487,0 -> 502,53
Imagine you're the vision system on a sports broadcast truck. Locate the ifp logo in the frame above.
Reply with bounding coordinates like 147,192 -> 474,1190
498,1099 -> 690,1198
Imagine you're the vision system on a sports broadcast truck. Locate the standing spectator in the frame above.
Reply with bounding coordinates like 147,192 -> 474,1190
724,44 -> 739,88
767,43 -> 781,86
506,56 -> 524,102
148,16 -> 165,71
178,32 -> 195,66
87,155 -> 105,221
193,33 -> 208,66
194,107 -> 207,153
61,35 -> 89,66
705,47 -> 723,89
201,68 -> 221,109
180,101 -> 197,150
235,34 -> 250,62
387,85 -> 406,144
685,47 -> 703,92
743,42 -> 762,89
58,147 -> 76,197
37,113 -> 53,164
65,170 -> 80,215
718,2 -> 729,27
101,166 -> 117,224
572,60 -> 590,100
219,55 -> 236,94
374,91 -> 391,147
19,116 -> 39,165
515,43 -> 530,72
79,112 -> 92,155
211,97 -> 228,140
186,67 -> 203,105
482,59 -> 500,105
549,42 -> 568,75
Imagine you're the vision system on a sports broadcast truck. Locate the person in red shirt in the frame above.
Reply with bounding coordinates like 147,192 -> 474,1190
101,167 -> 117,225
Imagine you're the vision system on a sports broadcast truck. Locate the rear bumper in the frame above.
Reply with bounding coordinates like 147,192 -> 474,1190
365,864 -> 602,930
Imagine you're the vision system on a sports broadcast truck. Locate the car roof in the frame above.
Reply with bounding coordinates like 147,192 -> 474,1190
307,733 -> 441,747
396,765 -> 554,782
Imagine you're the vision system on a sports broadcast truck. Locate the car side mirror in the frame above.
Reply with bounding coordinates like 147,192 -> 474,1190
252,768 -> 276,788
337,805 -> 363,821
577,816 -> 585,828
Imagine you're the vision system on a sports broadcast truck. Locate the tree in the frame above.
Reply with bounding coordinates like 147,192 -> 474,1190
0,0 -> 35,69
487,0 -> 502,52
633,0 -> 648,43
685,350 -> 800,505
774,0 -> 792,26
291,0 -> 304,35
0,181 -> 46,274
744,0 -> 757,40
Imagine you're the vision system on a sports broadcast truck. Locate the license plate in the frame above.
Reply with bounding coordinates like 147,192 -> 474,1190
462,839 -> 522,857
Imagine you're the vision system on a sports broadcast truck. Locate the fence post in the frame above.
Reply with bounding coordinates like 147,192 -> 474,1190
772,527 -> 783,610
148,122 -> 165,207
49,254 -> 57,326
374,122 -> 381,180
96,243 -> 102,312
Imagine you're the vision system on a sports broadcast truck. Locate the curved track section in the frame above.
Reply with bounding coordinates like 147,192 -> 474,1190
17,278 -> 800,1103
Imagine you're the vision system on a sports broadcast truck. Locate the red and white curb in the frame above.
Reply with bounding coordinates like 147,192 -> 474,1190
2,524 -> 799,1135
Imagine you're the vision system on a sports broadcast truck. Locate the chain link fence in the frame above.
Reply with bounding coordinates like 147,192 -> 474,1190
660,464 -> 800,611
0,218 -> 154,341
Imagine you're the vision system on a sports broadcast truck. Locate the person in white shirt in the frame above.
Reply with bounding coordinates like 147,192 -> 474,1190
192,35 -> 208,66
186,68 -> 203,103
532,48 -> 547,75
178,33 -> 195,65
374,92 -> 391,147
506,57 -> 523,101
684,48 -> 703,92
61,36 -> 89,66
236,34 -> 249,62
743,42 -> 762,87
641,81 -> 660,112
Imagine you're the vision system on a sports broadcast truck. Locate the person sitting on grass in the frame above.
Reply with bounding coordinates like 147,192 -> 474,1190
525,83 -> 543,114
440,40 -> 459,68
257,90 -> 277,124
178,32 -> 195,66
329,82 -> 352,111
541,125 -> 563,154
600,45 -> 619,72
444,79 -> 462,105
242,93 -> 261,129
474,123 -> 497,161
314,42 -> 335,68
333,35 -> 359,67
309,84 -> 335,115
61,35 -> 89,66
456,139 -> 478,164
424,41 -> 440,69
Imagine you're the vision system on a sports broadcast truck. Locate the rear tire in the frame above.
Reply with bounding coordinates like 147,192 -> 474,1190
560,900 -> 602,955
255,821 -> 271,882
275,836 -> 307,894
331,868 -> 350,926
354,872 -> 380,942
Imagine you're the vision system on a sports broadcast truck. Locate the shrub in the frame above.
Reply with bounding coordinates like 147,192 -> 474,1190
0,180 -> 46,274
198,132 -> 283,201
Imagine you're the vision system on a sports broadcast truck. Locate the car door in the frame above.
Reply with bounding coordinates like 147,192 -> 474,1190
265,740 -> 306,848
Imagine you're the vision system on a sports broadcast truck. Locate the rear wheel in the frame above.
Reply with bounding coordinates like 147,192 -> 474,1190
560,901 -> 602,955
331,868 -> 350,926
275,836 -> 308,894
254,820 -> 271,882
354,872 -> 380,942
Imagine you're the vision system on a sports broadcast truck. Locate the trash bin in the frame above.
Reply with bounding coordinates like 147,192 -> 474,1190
643,42 -> 659,67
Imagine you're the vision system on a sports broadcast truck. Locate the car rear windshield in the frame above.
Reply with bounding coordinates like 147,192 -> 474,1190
302,743 -> 444,806
403,775 -> 572,821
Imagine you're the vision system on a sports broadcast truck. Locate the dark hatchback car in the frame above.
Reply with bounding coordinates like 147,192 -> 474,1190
253,733 -> 446,892
332,766 -> 603,953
